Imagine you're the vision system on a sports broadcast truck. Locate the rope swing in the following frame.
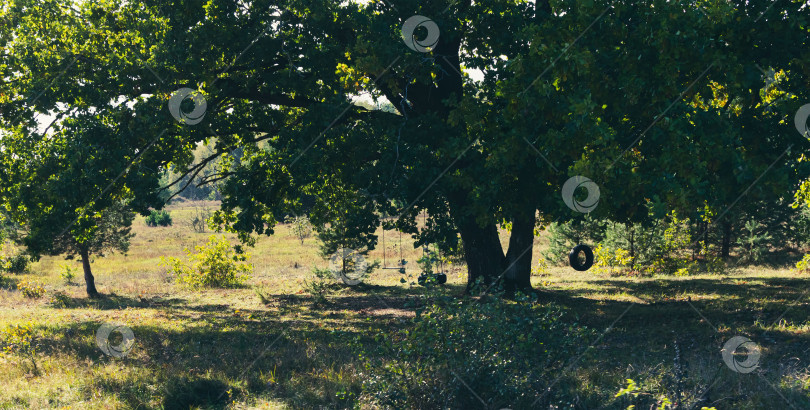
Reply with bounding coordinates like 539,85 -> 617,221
381,216 -> 405,271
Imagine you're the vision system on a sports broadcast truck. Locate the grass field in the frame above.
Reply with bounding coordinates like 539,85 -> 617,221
0,201 -> 808,409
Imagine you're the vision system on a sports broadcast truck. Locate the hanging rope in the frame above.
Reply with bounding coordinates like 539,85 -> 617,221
381,215 -> 405,270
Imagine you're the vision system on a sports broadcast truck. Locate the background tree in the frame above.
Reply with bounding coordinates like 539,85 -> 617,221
49,202 -> 135,297
0,106 -> 154,297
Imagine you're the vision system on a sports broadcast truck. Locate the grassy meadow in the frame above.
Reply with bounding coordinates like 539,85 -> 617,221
0,200 -> 808,409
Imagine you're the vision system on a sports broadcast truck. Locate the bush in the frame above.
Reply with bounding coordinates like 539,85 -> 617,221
795,254 -> 810,273
49,290 -> 72,308
592,212 -> 723,276
787,207 -> 810,249
593,244 -> 634,276
614,378 -> 719,410
8,254 -> 29,273
17,280 -> 46,298
0,322 -> 38,374
0,251 -> 30,274
145,209 -> 173,227
59,263 -> 77,284
162,235 -> 252,289
302,267 -> 337,305
356,294 -> 592,408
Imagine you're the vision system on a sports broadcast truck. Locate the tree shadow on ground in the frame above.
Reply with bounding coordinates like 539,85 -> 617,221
162,378 -> 230,410
0,274 -> 21,290
534,275 -> 810,409
22,274 -> 810,409
51,293 -> 189,310
33,291 -> 414,409
553,276 -> 810,326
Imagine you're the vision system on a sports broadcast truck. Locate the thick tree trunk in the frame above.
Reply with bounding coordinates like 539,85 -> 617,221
457,219 -> 505,292
80,248 -> 100,298
450,195 -> 539,295
721,219 -> 732,259
447,189 -> 506,293
503,206 -> 536,296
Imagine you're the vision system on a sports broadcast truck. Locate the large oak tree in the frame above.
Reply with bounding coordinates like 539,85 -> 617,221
1,0 -> 808,295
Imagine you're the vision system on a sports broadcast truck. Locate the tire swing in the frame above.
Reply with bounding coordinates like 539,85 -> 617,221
417,244 -> 448,286
418,269 -> 448,285
569,244 -> 594,271
418,271 -> 448,286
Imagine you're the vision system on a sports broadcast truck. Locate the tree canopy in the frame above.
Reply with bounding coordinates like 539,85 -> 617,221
1,0 -> 808,294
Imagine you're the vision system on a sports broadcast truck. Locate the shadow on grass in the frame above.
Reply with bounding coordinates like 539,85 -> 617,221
31,302 -> 386,408
49,293 -> 190,310
162,378 -> 230,410
16,274 -> 810,409
0,274 -> 20,290
555,276 -> 810,327
535,275 -> 810,409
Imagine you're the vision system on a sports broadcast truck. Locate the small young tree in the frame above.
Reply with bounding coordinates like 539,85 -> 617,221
0,108 -> 162,298
289,215 -> 312,245
49,202 -> 135,298
188,204 -> 212,233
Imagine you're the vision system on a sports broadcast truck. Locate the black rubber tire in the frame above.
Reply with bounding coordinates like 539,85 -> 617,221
435,273 -> 447,284
417,274 -> 428,286
569,244 -> 594,271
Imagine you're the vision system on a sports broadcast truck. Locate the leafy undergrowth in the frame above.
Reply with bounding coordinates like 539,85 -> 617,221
0,203 -> 807,408
356,293 -> 595,408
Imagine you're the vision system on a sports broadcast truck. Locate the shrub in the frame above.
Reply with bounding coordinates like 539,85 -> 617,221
49,290 -> 72,308
0,252 -> 30,274
0,322 -> 38,374
531,258 -> 550,276
302,267 -> 337,305
356,295 -> 592,408
8,254 -> 29,273
598,212 -> 725,276
59,263 -> 77,284
416,248 -> 441,276
600,219 -> 676,272
795,254 -> 810,273
145,209 -> 173,227
787,207 -> 810,249
17,280 -> 46,298
415,248 -> 449,286
162,235 -> 252,289
593,244 -> 635,275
